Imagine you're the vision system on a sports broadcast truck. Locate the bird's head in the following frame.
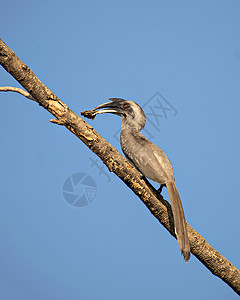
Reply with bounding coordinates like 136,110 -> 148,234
92,98 -> 146,132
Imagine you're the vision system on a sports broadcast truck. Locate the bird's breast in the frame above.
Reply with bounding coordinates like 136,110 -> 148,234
120,130 -> 174,184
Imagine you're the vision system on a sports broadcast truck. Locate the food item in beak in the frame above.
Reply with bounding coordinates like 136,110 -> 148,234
80,110 -> 97,120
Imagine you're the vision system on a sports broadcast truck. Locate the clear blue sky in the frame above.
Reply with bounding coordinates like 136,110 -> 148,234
1,1 -> 240,299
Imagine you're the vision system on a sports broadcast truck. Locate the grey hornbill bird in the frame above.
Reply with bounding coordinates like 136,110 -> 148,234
82,98 -> 190,262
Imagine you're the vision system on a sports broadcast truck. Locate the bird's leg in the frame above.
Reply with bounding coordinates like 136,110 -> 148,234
141,175 -> 165,195
157,184 -> 166,194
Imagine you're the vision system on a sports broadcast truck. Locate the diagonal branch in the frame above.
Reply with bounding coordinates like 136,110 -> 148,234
0,38 -> 240,295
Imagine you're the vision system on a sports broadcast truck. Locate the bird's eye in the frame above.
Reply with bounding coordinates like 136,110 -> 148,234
123,104 -> 128,108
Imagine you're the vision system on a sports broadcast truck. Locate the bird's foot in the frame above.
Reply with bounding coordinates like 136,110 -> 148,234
157,184 -> 166,194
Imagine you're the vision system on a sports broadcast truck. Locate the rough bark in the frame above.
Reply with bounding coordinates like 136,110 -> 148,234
0,38 -> 239,295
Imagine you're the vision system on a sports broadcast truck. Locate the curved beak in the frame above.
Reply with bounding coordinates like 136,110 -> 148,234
92,99 -> 125,116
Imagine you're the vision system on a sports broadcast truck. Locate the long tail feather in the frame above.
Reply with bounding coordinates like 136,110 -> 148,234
166,181 -> 190,262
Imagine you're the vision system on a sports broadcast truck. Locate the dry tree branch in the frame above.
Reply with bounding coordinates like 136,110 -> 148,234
0,38 -> 240,295
0,86 -> 37,102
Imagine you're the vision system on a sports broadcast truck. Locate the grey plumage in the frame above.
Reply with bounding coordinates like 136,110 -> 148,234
91,98 -> 190,262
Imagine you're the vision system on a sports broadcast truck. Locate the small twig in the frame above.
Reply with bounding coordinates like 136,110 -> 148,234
0,86 -> 38,102
50,118 -> 66,126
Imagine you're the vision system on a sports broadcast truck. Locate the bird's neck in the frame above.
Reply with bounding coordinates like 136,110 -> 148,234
121,117 -> 145,133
